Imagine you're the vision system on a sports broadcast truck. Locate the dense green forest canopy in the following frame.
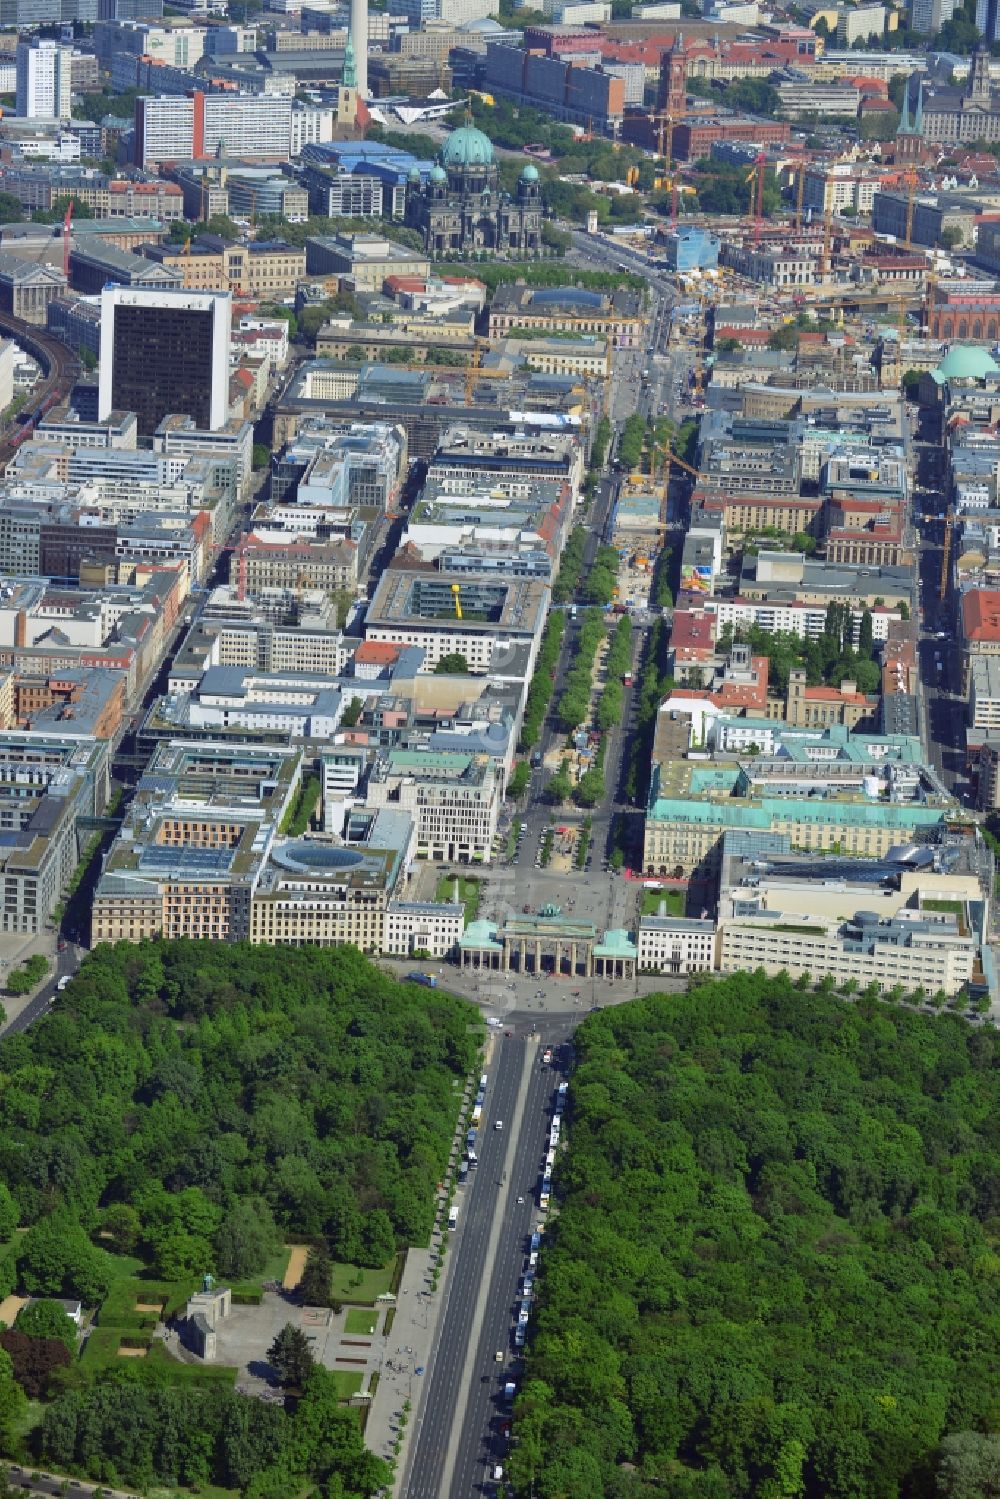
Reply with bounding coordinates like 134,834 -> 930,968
0,940 -> 479,1293
36,1364 -> 391,1498
510,975 -> 1000,1499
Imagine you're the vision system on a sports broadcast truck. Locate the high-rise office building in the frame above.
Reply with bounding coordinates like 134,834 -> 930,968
0,0 -> 156,22
977,0 -> 1000,41
98,287 -> 231,435
134,91 -> 293,167
909,0 -> 955,31
16,38 -> 72,120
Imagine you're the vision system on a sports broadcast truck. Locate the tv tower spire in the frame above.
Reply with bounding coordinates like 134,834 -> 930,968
349,0 -> 368,99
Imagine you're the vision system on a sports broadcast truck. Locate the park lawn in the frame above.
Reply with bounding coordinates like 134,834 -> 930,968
79,1324 -> 151,1372
144,1342 -> 237,1385
10,1397 -> 43,1447
330,1371 -> 363,1399
150,1485 -> 240,1499
641,887 -> 685,918
330,1258 -> 399,1303
98,1252 -> 200,1329
228,1244 -> 292,1299
434,874 -> 480,925
344,1307 -> 379,1337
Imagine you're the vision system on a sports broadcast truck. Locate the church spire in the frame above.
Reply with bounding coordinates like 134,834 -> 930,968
968,43 -> 991,102
342,35 -> 357,89
899,79 -> 910,132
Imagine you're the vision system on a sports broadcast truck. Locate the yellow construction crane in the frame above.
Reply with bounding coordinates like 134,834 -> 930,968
691,289 -> 708,398
795,162 -> 807,231
903,169 -> 918,251
664,447 -> 706,483
651,110 -> 680,226
940,507 -> 953,602
464,365 -> 513,404
802,282 -> 927,337
451,583 -> 463,620
820,209 -> 834,279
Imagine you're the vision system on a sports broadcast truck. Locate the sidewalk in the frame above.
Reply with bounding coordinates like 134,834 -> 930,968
362,1243 -> 442,1485
0,927 -> 60,1033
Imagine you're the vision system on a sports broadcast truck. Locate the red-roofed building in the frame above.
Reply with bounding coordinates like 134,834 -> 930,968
714,325 -> 771,348
354,641 -> 404,678
962,588 -> 1000,691
663,642 -> 770,718
667,606 -> 717,683
846,76 -> 889,98
385,276 -> 428,296
928,281 -> 1000,341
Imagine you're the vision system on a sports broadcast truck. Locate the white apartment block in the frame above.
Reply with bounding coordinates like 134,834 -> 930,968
720,242 -> 818,288
708,597 -> 900,644
637,916 -> 717,975
718,912 -> 975,995
970,655 -> 1000,734
204,94 -> 293,157
290,103 -> 336,155
802,166 -> 881,217
134,96 -> 194,166
384,900 -> 465,958
16,39 -> 72,121
135,92 -> 293,168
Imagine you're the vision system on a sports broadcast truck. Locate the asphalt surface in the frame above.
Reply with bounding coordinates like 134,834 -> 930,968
452,1034 -> 572,1496
402,1025 -> 573,1499
5,1467 -> 137,1499
912,435 -> 968,798
3,942 -> 81,1037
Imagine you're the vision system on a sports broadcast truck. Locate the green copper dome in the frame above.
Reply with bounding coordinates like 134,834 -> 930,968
520,162 -> 539,182
936,345 -> 1000,381
429,164 -> 447,184
441,125 -> 494,168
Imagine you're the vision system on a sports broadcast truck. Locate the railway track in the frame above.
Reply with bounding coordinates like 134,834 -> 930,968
0,310 -> 81,465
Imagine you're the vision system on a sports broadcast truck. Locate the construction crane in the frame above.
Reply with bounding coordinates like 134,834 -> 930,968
801,283 -> 927,337
820,208 -> 834,279
656,111 -> 679,229
463,336 -> 511,404
62,198 -> 74,282
903,169 -> 919,251
451,583 -> 463,620
940,506 -> 953,602
691,288 -> 710,400
663,447 -> 707,483
745,151 -> 767,245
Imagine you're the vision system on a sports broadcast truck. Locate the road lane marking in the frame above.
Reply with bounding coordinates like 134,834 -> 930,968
436,1037 -> 538,1499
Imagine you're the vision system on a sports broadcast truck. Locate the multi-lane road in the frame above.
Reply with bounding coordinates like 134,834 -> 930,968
403,235 -> 690,1499
403,1026 -> 572,1499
